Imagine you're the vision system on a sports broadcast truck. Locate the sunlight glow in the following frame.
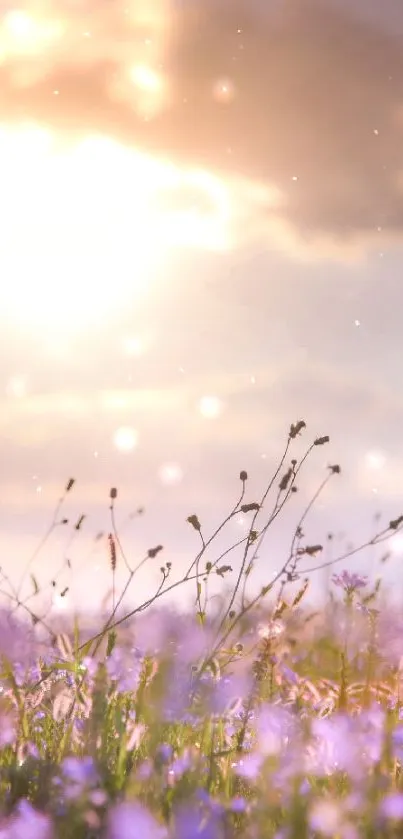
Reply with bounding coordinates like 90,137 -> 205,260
199,396 -> 224,419
0,124 -> 240,336
365,450 -> 386,470
390,534 -> 403,556
130,64 -> 163,93
121,335 -> 148,357
5,376 -> 27,398
2,10 -> 63,56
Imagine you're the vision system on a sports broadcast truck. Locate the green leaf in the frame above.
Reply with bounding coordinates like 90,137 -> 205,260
106,630 -> 117,658
40,661 -> 77,679
56,633 -> 73,661
73,615 -> 80,659
79,639 -> 94,659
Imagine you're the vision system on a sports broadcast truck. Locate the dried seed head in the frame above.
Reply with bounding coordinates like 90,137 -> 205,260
187,514 -> 201,531
148,545 -> 163,559
289,420 -> 306,439
240,502 -> 260,513
279,468 -> 293,492
108,533 -> 117,571
75,515 -> 85,531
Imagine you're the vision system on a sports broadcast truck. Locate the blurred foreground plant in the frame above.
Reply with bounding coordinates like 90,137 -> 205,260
0,421 -> 401,835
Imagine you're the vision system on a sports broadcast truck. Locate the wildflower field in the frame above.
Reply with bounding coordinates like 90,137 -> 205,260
1,421 -> 403,838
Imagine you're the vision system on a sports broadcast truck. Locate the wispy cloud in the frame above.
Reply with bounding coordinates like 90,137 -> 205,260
1,1 -> 403,256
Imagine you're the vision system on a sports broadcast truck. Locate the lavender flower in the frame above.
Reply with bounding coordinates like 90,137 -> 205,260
173,806 -> 222,839
106,645 -> 143,693
332,570 -> 368,593
0,611 -> 36,672
108,802 -> 167,839
232,752 -> 264,780
168,750 -> 194,780
380,793 -> 403,821
256,703 -> 298,757
5,799 -> 53,839
60,756 -> 99,800
307,706 -> 384,779
0,708 -> 16,748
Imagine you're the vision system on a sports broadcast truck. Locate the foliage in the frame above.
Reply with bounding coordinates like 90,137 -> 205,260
0,421 -> 402,836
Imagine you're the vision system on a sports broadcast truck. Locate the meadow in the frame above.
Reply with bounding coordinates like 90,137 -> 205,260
1,420 -> 403,838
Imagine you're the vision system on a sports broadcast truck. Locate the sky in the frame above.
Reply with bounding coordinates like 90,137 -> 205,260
1,0 -> 403,625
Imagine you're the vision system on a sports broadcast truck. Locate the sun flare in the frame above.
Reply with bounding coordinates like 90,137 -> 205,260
0,124 -> 239,335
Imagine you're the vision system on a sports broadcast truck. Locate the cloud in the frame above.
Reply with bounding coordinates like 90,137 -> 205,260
1,0 -> 403,253
0,122 -> 283,337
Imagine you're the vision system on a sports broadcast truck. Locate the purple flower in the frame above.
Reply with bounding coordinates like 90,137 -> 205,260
307,707 -> 384,779
232,752 -> 264,780
392,724 -> 403,760
62,756 -> 98,786
89,788 -> 108,807
206,673 -> 251,717
136,759 -> 153,780
299,778 -> 311,795
332,570 -> 368,593
308,714 -> 357,776
81,655 -> 98,679
108,802 -> 167,839
279,664 -> 299,685
169,750 -> 194,779
257,703 -> 298,757
132,609 -> 174,655
17,741 -> 40,764
106,646 -> 143,693
0,709 -> 16,748
6,799 -> 53,839
380,793 -> 403,820
133,609 -> 213,661
174,794 -> 226,839
173,806 -> 222,839
156,743 -> 173,763
163,664 -> 193,721
229,797 -> 247,813
196,790 -> 225,817
60,756 -> 99,800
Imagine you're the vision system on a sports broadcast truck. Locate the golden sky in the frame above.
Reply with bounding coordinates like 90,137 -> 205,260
1,0 -> 403,623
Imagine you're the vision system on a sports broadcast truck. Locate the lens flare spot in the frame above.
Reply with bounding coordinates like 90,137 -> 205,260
199,396 -> 223,419
113,427 -> 138,452
158,462 -> 183,485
